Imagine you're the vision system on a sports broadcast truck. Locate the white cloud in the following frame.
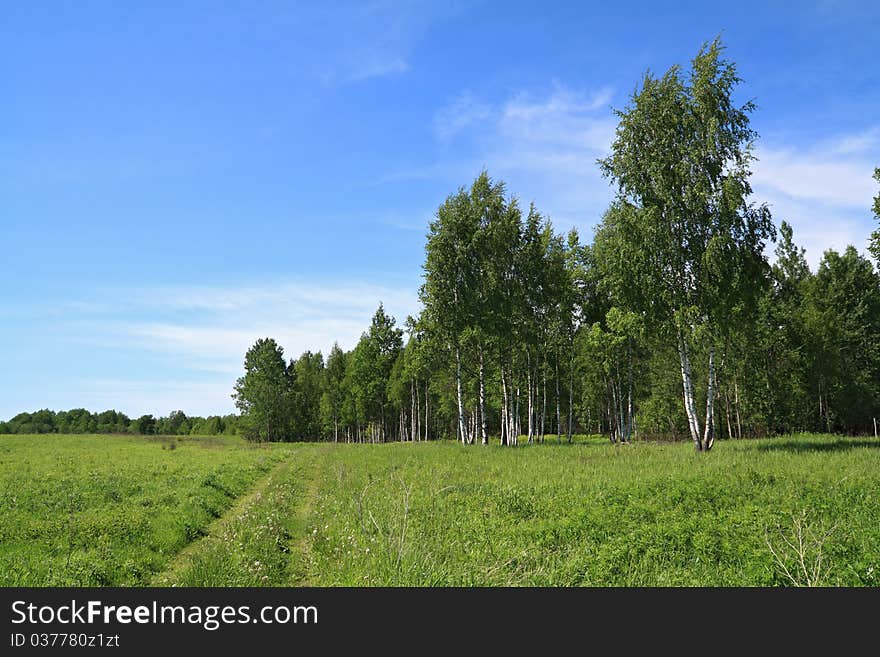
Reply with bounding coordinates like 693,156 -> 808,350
304,1 -> 465,85
111,280 -> 415,353
38,279 -> 420,416
342,56 -> 410,83
412,90 -> 879,263
752,128 -> 879,266
387,84 -> 620,234
827,127 -> 880,156
753,148 -> 875,209
126,281 -> 417,316
433,91 -> 492,140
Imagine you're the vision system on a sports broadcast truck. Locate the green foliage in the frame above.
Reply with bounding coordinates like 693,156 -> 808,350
870,167 -> 880,261
133,414 -> 157,435
807,247 -> 880,432
291,351 -> 325,440
232,338 -> 293,442
0,409 -> 238,437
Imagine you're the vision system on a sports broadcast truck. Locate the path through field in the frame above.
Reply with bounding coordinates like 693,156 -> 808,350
153,456 -> 295,585
153,446 -> 332,586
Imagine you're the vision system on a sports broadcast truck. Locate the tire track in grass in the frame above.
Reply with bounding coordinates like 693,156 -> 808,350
152,454 -> 296,585
286,445 -> 331,586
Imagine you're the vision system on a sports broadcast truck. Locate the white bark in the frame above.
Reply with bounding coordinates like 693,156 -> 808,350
734,377 -> 742,439
527,351 -> 534,445
500,366 -> 509,446
510,363 -> 517,446
627,341 -> 634,442
411,379 -> 417,442
676,330 -> 702,450
478,347 -> 488,445
568,346 -> 574,443
424,384 -> 429,442
541,366 -> 547,443
703,346 -> 716,451
555,353 -> 561,443
513,382 -> 520,447
455,346 -> 468,444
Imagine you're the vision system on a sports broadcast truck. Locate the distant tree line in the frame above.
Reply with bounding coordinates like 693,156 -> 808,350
0,408 -> 241,436
233,38 -> 880,448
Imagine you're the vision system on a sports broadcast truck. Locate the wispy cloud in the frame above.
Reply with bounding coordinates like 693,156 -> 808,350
398,88 -> 878,265
752,128 -> 879,266
91,281 -> 418,364
345,57 -> 410,83
304,1 -> 464,85
8,279 -> 420,417
433,91 -> 492,139
386,84 -> 619,233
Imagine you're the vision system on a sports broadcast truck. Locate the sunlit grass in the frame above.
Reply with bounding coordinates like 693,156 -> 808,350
0,434 -> 290,585
297,434 -> 880,586
2,433 -> 878,586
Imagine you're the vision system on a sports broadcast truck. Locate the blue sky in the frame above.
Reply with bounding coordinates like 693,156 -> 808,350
2,1 -> 878,419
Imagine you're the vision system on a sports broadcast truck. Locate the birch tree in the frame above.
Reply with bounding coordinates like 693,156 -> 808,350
598,37 -> 774,451
472,173 -> 514,445
320,343 -> 347,441
870,167 -> 880,261
421,185 -> 479,443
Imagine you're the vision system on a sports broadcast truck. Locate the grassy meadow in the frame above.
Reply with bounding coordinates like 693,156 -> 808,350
0,434 -> 287,585
2,433 -> 879,586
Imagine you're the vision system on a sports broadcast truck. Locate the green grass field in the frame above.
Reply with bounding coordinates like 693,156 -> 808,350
1,433 -> 878,586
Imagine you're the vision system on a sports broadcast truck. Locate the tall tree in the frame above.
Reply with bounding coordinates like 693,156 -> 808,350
870,167 -> 880,261
320,343 -> 347,441
349,304 -> 404,442
232,338 -> 292,442
598,37 -> 775,451
807,246 -> 880,433
759,221 -> 812,433
291,351 -> 324,439
421,180 -> 481,443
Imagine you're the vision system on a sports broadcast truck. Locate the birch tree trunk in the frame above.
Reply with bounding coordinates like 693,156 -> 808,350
734,376 -> 742,439
627,340 -> 634,442
724,388 -> 733,440
555,353 -> 561,443
703,346 -> 716,451
478,347 -> 488,445
568,344 -> 574,443
527,351 -> 534,445
500,365 -> 509,446
610,375 -> 619,442
676,329 -> 703,450
508,363 -> 516,446
541,365 -> 547,443
455,345 -> 468,444
514,382 -> 520,447
411,379 -> 417,442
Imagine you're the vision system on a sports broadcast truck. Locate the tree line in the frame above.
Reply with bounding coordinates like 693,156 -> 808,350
0,408 -> 241,436
232,38 -> 880,448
